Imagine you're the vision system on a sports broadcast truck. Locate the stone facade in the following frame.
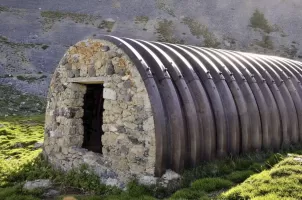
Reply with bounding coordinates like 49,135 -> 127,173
44,39 -> 156,187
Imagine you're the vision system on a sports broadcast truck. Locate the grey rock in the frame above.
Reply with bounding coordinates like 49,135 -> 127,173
106,178 -> 119,187
103,88 -> 117,100
224,40 -> 231,47
161,170 -> 181,181
138,176 -> 158,186
33,142 -> 44,149
106,63 -> 115,75
23,179 -> 52,190
101,46 -> 110,52
43,189 -> 60,197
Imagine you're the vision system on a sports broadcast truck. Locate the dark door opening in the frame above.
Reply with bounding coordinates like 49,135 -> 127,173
82,84 -> 104,154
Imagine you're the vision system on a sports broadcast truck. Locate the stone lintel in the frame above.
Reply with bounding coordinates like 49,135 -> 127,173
68,77 -> 108,84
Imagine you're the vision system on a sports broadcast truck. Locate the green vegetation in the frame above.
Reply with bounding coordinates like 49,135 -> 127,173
250,9 -> 273,33
257,35 -> 274,50
0,6 -> 9,12
98,20 -> 116,32
182,17 -> 220,48
135,16 -> 149,26
170,188 -> 209,200
156,19 -> 184,44
0,35 -> 8,42
156,0 -> 175,17
221,156 -> 302,199
224,170 -> 255,183
1,102 -> 302,199
0,115 -> 44,186
1,118 -> 302,200
0,116 -> 155,199
191,178 -> 233,192
41,44 -> 49,50
282,44 -> 299,59
16,74 -> 47,83
0,84 -> 46,116
0,185 -> 43,200
0,34 -> 50,50
41,10 -> 101,31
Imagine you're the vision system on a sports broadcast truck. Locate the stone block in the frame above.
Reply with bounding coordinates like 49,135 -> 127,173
143,116 -> 155,131
103,88 -> 117,100
124,122 -> 137,130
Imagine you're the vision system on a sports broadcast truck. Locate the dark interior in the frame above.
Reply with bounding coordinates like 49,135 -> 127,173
82,84 -> 104,154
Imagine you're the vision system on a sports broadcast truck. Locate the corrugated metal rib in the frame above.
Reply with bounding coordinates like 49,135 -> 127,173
123,38 -> 186,172
97,35 -> 302,175
247,54 -> 298,146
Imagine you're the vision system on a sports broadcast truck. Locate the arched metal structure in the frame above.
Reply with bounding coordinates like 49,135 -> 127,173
45,36 -> 302,179
101,36 -> 302,174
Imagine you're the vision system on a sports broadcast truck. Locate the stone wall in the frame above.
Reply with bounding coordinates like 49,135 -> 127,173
44,39 -> 156,187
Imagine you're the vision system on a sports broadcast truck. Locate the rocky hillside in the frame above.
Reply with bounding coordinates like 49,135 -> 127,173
0,0 -> 301,97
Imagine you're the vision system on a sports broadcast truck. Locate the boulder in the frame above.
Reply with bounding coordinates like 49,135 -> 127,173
23,179 -> 52,190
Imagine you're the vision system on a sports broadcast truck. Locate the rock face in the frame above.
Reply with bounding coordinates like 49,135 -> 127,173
44,39 -> 156,186
0,1 -> 302,97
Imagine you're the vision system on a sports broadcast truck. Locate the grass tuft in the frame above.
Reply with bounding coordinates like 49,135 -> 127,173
265,153 -> 284,168
191,178 -> 233,192
170,188 -> 209,200
225,170 -> 255,183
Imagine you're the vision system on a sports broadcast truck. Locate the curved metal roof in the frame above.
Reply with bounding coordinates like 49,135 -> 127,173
99,35 -> 302,175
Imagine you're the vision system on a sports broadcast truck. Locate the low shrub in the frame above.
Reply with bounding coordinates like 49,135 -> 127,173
220,157 -> 302,199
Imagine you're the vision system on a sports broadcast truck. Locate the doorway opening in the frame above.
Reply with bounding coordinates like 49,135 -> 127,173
82,84 -> 104,154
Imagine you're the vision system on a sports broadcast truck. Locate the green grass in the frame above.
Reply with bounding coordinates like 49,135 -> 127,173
220,156 -> 302,199
191,178 -> 233,192
170,188 -> 209,200
224,170 -> 255,183
0,115 -> 45,186
1,110 -> 302,199
0,186 -> 42,200
0,115 -> 153,199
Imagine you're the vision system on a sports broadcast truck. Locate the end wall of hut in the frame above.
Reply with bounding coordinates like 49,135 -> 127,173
44,39 -> 156,186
